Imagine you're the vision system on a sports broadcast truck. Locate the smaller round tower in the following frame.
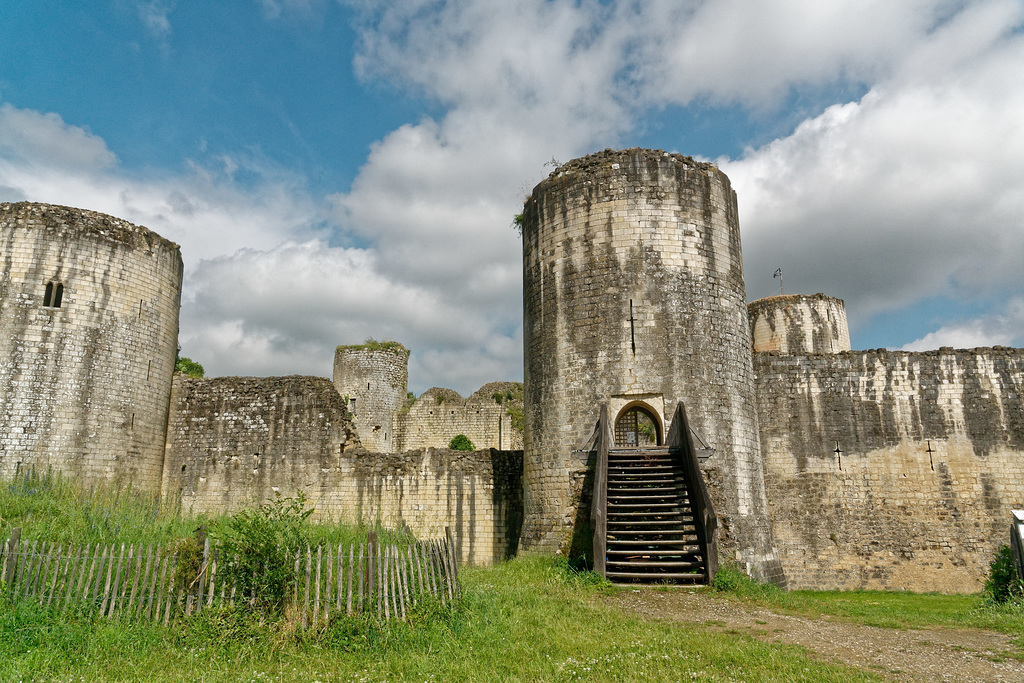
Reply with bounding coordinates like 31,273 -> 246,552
333,341 -> 409,453
748,294 -> 850,354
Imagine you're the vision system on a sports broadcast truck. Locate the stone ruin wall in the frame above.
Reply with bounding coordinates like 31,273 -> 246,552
163,375 -> 522,565
755,347 -> 1024,592
394,382 -> 524,452
0,202 -> 182,490
749,293 -> 851,354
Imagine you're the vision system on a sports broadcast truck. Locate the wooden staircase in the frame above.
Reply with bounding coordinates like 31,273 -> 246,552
605,448 -> 706,583
590,402 -> 718,586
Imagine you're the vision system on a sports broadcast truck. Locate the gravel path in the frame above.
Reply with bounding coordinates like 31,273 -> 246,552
605,589 -> 1024,682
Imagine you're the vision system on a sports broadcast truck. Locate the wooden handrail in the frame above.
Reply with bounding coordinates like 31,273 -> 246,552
591,404 -> 611,577
666,401 -> 719,583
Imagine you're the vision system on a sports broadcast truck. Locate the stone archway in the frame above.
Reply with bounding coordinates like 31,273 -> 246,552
614,403 -> 662,447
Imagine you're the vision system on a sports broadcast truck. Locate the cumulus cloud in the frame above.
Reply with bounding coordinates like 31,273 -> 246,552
902,298 -> 1024,350
723,0 -> 1024,336
339,0 -> 1024,356
5,0 -> 1024,390
0,105 -> 117,172
0,102 -> 524,392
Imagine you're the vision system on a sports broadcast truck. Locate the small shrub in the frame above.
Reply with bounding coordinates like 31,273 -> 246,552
169,535 -> 204,595
215,493 -> 313,615
174,356 -> 204,378
449,434 -> 475,451
986,545 -> 1024,604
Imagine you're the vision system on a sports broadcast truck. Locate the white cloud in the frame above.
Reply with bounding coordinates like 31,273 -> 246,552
138,1 -> 174,42
723,0 -> 1024,332
902,298 -> 1024,350
0,105 -> 117,171
6,0 -> 1024,391
257,0 -> 327,20
0,102 -> 525,392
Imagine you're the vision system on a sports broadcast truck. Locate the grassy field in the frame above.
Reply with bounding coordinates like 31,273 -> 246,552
708,565 -> 1024,639
2,472 -> 1022,681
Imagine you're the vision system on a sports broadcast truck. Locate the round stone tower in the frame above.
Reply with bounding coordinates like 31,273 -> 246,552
521,149 -> 782,581
0,202 -> 183,490
333,341 -> 409,453
748,293 -> 850,354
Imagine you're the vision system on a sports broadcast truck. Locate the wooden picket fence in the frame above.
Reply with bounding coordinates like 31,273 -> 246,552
0,526 -> 458,627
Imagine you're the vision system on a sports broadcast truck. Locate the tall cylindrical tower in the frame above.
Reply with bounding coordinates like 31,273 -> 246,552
333,341 -> 409,453
521,149 -> 782,581
0,202 -> 183,490
748,293 -> 851,354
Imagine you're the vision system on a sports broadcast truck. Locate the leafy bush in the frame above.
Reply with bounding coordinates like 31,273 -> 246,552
215,494 -> 313,614
449,434 -> 475,451
174,356 -> 205,378
986,545 -> 1024,604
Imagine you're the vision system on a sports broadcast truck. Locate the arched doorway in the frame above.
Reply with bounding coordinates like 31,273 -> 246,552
614,403 -> 661,447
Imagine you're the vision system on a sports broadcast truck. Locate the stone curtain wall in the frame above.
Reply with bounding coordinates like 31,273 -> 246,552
748,294 -> 851,354
164,375 -> 522,565
162,375 -> 358,506
333,344 -> 408,453
0,203 -> 182,490
521,149 -> 782,582
754,348 -> 1024,592
395,382 -> 524,452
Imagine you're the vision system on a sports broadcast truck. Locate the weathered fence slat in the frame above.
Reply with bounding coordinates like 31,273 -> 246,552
335,544 -> 344,614
19,540 -> 36,598
147,545 -> 163,620
1,531 -> 457,627
347,544 -> 355,615
51,544 -> 70,605
357,542 -> 364,613
313,544 -> 322,626
206,545 -> 217,610
36,541 -> 53,601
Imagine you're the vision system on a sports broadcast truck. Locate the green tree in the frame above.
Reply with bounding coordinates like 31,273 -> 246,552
174,356 -> 205,378
449,434 -> 475,451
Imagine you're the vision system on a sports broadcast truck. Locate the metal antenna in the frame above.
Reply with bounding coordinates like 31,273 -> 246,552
774,268 -> 784,295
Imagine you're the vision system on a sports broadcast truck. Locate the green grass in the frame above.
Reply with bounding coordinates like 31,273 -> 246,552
0,469 -> 414,549
1,476 -> 1016,681
711,564 -> 1024,638
1,558 -> 883,682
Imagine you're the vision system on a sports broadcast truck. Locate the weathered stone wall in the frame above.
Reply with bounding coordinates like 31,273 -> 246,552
0,202 -> 182,490
164,375 -> 522,565
521,148 -> 782,582
749,293 -> 850,354
395,382 -> 523,452
754,347 -> 1024,592
333,343 -> 408,453
161,375 -> 358,505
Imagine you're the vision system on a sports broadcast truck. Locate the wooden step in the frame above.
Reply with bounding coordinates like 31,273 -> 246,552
606,571 -> 705,581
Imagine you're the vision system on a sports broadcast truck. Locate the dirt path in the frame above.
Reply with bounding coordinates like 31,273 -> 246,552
606,589 -> 1024,682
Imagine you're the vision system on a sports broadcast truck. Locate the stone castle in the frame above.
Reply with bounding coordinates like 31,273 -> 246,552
2,147 -> 1022,592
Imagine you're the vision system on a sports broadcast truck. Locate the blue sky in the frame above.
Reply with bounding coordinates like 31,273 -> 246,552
2,0 -> 1023,394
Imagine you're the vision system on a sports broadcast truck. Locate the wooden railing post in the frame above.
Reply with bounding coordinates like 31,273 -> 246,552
591,407 -> 610,577
666,402 -> 719,583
